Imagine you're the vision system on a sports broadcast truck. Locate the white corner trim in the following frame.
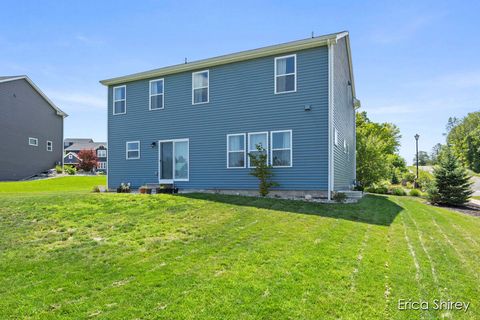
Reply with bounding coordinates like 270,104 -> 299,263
327,40 -> 335,200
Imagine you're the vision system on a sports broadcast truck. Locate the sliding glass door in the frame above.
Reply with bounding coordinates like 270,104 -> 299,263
159,139 -> 189,183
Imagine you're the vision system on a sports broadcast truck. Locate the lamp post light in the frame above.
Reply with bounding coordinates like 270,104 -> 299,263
414,134 -> 420,188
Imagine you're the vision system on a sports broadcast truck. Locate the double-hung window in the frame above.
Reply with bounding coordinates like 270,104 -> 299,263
126,141 -> 140,159
248,132 -> 268,168
113,85 -> 126,115
271,130 -> 292,167
29,137 -> 38,146
275,54 -> 296,94
46,140 -> 53,152
192,70 -> 209,104
97,149 -> 107,158
227,134 -> 246,168
149,79 -> 164,110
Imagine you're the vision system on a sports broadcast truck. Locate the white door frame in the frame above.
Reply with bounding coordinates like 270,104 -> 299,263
158,138 -> 189,183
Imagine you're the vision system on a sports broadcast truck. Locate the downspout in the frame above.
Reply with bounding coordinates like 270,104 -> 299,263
327,40 -> 335,200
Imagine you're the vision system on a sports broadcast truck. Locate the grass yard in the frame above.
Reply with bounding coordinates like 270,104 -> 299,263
0,177 -> 479,319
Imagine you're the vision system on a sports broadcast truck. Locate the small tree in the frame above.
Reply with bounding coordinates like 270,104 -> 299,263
248,144 -> 278,196
77,149 -> 98,172
427,148 -> 473,206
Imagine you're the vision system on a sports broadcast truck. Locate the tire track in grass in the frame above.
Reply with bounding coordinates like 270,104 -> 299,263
349,225 -> 371,292
431,216 -> 480,282
401,217 -> 421,282
450,223 -> 479,248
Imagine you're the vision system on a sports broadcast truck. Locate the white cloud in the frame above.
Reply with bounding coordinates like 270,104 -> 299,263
48,90 -> 105,110
75,34 -> 105,46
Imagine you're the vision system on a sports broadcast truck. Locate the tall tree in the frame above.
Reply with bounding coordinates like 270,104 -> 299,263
356,111 -> 404,188
413,151 -> 431,166
446,111 -> 480,173
430,143 -> 444,165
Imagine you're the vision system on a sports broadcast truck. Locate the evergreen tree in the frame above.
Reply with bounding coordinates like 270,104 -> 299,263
427,148 -> 473,206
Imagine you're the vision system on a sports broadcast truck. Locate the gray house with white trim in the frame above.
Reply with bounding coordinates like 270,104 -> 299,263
0,76 -> 67,180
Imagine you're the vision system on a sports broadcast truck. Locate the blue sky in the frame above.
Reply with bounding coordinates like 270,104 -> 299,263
1,0 -> 479,164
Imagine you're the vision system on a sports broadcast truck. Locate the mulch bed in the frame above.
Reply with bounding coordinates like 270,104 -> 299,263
435,201 -> 480,217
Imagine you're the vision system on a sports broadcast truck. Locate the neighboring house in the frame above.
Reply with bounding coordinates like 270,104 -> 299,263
100,31 -> 359,198
64,139 -> 108,172
0,75 -> 67,181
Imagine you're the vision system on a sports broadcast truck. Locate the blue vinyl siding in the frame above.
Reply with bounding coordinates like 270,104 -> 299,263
107,46 -> 330,190
333,37 -> 356,190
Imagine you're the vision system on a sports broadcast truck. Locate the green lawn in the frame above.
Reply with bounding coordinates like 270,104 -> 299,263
0,177 -> 479,319
0,176 -> 106,193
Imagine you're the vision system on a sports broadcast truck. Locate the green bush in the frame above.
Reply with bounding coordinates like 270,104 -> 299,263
391,187 -> 407,196
332,192 -> 347,203
403,172 -> 415,183
55,165 -> 63,174
64,165 -> 76,175
248,144 -> 278,196
417,170 -> 433,191
92,185 -> 100,193
409,189 -> 421,197
365,182 -> 389,194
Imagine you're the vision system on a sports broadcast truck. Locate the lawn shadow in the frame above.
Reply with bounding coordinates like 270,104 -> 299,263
178,193 -> 403,226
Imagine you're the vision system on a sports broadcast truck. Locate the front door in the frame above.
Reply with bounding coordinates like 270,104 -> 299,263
159,141 -> 173,182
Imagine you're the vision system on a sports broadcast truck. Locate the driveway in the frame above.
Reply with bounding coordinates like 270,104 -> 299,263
471,176 -> 480,196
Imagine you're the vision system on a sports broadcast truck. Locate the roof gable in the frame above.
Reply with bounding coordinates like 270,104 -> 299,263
0,76 -> 68,117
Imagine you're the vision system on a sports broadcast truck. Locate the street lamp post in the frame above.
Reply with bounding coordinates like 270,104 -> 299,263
414,134 -> 420,188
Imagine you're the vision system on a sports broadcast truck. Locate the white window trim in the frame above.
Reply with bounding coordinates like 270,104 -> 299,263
248,131 -> 269,168
46,140 -> 53,152
192,70 -> 209,105
344,139 -> 347,153
29,137 -> 38,146
126,141 -> 140,160
149,78 -> 165,110
97,149 -> 107,158
270,130 -> 293,168
334,128 -> 339,146
113,85 -> 127,115
98,162 -> 107,170
158,138 -> 190,182
274,54 -> 297,94
226,133 -> 246,169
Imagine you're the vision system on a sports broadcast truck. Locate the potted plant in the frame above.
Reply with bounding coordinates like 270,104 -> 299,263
117,182 -> 131,193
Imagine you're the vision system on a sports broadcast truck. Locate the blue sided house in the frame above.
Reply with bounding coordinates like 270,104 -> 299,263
100,31 -> 360,199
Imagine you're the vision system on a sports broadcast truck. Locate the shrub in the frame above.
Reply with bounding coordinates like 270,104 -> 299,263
55,165 -> 63,174
426,182 -> 441,204
332,192 -> 347,203
391,187 -> 407,196
417,170 -> 433,191
364,182 -> 389,194
77,149 -> 98,172
117,182 -> 131,193
403,171 -> 415,183
409,189 -> 421,197
64,165 -> 76,175
92,186 -> 100,193
248,144 -> 278,196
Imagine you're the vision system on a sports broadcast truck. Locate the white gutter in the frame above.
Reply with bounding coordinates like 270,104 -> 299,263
100,31 -> 348,86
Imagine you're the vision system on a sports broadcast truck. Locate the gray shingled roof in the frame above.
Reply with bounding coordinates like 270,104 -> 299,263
65,142 -> 107,151
65,138 -> 94,144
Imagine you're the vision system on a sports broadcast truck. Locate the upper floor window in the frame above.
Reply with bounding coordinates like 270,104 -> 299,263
126,141 -> 140,159
271,130 -> 292,167
149,79 -> 164,110
46,140 -> 53,152
97,149 -> 107,158
275,54 -> 296,94
192,70 -> 209,104
29,137 -> 38,146
227,134 -> 246,168
248,132 -> 268,168
113,85 -> 126,115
